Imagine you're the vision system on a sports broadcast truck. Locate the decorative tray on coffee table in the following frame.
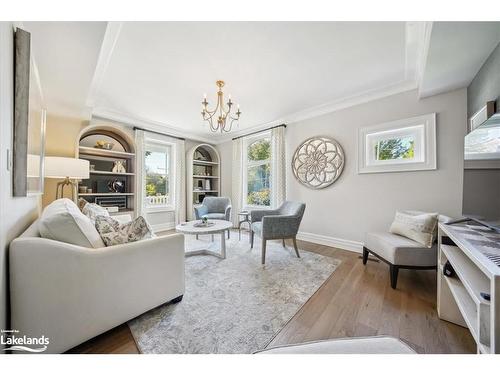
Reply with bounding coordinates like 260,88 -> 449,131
193,221 -> 215,228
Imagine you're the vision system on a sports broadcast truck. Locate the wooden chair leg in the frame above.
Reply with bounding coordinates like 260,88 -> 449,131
362,247 -> 369,265
195,234 -> 199,240
282,238 -> 286,247
227,230 -> 230,239
389,264 -> 399,289
292,237 -> 300,258
261,239 -> 267,264
250,231 -> 254,248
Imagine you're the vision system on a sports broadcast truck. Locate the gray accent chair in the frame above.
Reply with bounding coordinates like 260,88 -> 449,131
194,197 -> 232,239
250,201 -> 306,264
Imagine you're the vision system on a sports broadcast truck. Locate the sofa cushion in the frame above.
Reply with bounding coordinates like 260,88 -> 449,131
389,211 -> 438,247
205,213 -> 226,220
365,232 -> 437,266
95,216 -> 154,246
256,336 -> 415,354
38,198 -> 105,248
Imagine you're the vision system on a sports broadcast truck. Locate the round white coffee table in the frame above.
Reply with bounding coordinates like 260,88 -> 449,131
176,219 -> 233,259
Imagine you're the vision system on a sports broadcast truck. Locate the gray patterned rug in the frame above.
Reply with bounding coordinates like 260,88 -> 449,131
128,234 -> 340,354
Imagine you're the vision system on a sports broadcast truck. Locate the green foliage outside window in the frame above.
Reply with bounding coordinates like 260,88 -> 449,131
247,139 -> 271,206
375,138 -> 415,160
248,139 -> 271,161
145,150 -> 169,197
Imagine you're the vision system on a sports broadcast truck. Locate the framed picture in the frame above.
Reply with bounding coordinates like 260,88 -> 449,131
357,113 -> 437,174
13,27 -> 46,196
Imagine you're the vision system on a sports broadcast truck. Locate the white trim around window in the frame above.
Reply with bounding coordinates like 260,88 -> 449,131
358,113 -> 437,174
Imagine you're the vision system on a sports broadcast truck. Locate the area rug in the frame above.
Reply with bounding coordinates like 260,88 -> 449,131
128,234 -> 340,354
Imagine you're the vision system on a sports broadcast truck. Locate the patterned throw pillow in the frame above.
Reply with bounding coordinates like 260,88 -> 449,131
82,202 -> 109,223
95,215 -> 154,246
389,211 -> 439,248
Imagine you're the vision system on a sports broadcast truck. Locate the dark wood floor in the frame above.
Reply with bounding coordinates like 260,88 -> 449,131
67,232 -> 475,354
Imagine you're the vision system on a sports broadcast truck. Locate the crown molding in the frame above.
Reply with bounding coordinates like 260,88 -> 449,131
92,107 -> 218,144
415,22 -> 433,98
215,79 -> 418,143
84,22 -> 122,112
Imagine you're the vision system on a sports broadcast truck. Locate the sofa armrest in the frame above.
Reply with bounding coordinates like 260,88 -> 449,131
262,215 -> 301,238
9,234 -> 185,353
250,209 -> 279,223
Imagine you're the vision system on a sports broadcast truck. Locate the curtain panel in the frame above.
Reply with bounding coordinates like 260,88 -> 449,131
271,126 -> 286,208
231,138 -> 243,227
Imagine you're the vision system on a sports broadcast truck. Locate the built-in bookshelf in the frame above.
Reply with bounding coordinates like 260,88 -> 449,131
437,223 -> 500,354
186,144 -> 220,220
76,127 -> 136,217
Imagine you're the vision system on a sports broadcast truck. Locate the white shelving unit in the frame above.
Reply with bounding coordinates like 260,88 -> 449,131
186,143 -> 220,221
437,223 -> 500,354
76,125 -> 137,217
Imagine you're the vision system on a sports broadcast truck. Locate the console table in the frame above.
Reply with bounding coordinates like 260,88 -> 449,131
437,222 -> 500,353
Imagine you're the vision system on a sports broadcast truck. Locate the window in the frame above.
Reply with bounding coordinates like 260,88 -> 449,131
144,142 -> 173,210
244,135 -> 272,207
358,113 -> 436,173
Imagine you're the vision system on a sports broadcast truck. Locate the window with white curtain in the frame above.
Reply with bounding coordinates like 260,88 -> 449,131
144,141 -> 174,210
243,132 -> 272,207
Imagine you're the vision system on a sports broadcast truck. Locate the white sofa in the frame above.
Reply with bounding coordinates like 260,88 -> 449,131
9,200 -> 185,354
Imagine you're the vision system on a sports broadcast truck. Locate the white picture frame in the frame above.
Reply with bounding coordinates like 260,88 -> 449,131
357,113 -> 437,174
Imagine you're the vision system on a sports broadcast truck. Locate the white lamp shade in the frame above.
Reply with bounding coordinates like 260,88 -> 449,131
45,157 -> 89,179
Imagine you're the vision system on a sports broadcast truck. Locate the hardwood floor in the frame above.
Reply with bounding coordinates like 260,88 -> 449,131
67,232 -> 475,354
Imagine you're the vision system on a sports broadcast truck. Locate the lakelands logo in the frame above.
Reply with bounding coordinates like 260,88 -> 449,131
1,329 -> 49,353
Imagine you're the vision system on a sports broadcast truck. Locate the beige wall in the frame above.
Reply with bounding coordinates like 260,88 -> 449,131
219,88 -> 467,247
42,114 -> 87,208
217,140 -> 232,198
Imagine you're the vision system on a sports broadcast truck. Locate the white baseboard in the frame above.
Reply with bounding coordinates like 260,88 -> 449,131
297,231 -> 363,254
151,222 -> 175,233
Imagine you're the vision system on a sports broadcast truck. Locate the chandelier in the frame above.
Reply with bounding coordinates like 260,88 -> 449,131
201,80 -> 241,133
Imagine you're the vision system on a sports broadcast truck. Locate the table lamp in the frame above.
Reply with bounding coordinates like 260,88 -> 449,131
44,156 -> 89,200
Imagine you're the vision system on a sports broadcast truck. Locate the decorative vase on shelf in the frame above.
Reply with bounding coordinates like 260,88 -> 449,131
205,179 -> 211,191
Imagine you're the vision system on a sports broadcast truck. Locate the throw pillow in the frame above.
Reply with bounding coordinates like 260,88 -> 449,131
82,202 -> 109,223
95,215 -> 154,246
38,198 -> 105,248
389,211 -> 439,248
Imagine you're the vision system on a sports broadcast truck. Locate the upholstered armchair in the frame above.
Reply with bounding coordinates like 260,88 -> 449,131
194,197 -> 232,238
250,201 -> 306,264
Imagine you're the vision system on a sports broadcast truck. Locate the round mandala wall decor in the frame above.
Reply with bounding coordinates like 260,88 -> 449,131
291,136 -> 345,189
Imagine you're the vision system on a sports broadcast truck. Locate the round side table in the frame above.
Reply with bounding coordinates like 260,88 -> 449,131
238,211 -> 251,241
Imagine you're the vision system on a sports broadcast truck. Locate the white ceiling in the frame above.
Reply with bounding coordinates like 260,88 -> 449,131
22,21 -> 107,118
420,22 -> 500,98
23,21 -> 500,142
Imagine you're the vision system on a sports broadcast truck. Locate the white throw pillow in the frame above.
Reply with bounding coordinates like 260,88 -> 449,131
389,211 -> 439,248
38,198 -> 105,248
95,215 -> 154,246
